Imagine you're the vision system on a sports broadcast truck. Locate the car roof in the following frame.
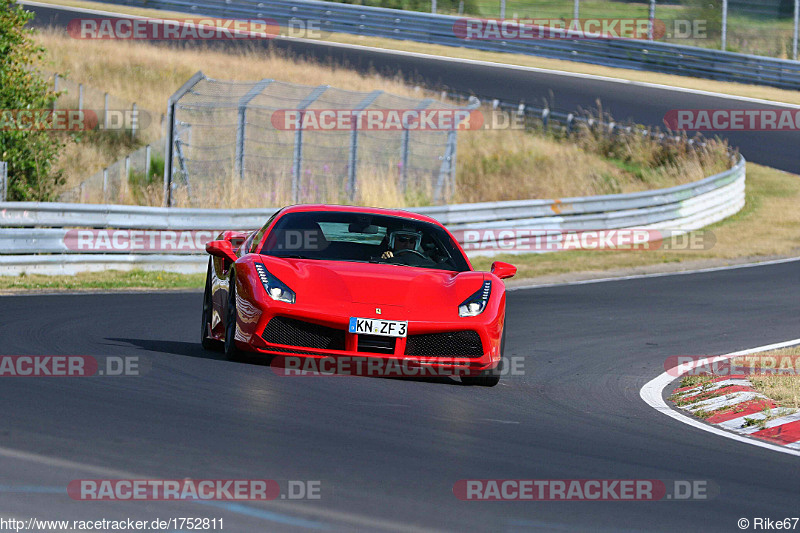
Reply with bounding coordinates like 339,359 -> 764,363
277,204 -> 444,227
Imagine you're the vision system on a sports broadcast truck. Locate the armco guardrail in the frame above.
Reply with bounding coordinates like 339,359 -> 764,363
0,156 -> 745,274
82,0 -> 800,90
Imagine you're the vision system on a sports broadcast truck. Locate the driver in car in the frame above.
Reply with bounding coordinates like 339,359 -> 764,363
381,230 -> 423,259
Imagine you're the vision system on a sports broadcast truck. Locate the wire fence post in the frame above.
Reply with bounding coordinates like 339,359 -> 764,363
431,0 -> 436,14
124,156 -> 130,202
573,0 -> 579,20
500,0 -> 505,19
721,0 -> 728,50
400,99 -> 434,193
104,92 -> 109,130
648,0 -> 655,41
145,145 -> 152,181
291,85 -> 329,203
163,71 -> 206,207
793,0 -> 799,60
348,91 -> 383,201
102,168 -> 108,203
0,162 -> 7,202
78,83 -> 84,112
131,103 -> 138,140
53,74 -> 59,111
235,79 -> 273,181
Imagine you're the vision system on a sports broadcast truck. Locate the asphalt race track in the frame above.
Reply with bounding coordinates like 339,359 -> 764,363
5,4 -> 799,531
1,261 -> 799,531
24,1 -> 800,175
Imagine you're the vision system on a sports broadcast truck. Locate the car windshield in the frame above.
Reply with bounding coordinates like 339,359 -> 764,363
260,211 -> 470,272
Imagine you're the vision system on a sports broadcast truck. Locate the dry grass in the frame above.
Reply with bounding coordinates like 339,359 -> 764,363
731,346 -> 800,409
33,29 -> 729,208
29,0 -> 800,106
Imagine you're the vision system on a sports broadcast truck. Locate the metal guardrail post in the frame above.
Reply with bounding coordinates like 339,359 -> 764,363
0,162 -> 7,202
347,90 -> 383,201
289,85 -> 328,203
235,79 -> 273,181
163,71 -> 206,207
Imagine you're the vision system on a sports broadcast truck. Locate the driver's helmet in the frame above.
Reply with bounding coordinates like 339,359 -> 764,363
389,229 -> 423,252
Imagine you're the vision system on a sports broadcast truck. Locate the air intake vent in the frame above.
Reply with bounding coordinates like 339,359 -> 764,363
262,317 -> 345,350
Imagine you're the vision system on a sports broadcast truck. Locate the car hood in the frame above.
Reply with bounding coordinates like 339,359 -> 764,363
260,256 -> 486,312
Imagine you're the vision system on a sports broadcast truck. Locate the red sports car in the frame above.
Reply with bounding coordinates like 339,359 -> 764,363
200,205 -> 516,386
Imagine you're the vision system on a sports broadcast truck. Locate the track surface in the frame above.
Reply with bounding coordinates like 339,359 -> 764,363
8,5 -> 800,530
25,2 -> 800,175
1,261 -> 799,531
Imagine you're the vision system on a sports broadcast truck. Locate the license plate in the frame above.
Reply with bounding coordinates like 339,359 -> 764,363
349,317 -> 407,337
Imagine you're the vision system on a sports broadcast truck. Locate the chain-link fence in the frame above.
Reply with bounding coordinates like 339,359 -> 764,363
164,72 -> 479,208
58,141 -> 166,204
47,72 -> 165,142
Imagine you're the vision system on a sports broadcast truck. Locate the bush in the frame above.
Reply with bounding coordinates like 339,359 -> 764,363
0,0 -> 63,201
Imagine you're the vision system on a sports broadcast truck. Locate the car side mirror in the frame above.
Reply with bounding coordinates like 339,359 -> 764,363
491,261 -> 517,280
206,240 -> 238,263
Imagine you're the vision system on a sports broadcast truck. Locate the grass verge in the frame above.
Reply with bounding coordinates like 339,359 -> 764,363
0,270 -> 205,291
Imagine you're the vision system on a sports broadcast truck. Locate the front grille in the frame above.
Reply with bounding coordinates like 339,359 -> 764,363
404,331 -> 483,357
262,317 -> 346,350
357,334 -> 396,354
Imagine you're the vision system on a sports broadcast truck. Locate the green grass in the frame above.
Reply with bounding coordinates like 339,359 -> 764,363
0,270 -> 205,291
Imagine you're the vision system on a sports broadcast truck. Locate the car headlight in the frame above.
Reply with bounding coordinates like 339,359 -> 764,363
458,281 -> 491,317
255,263 -> 296,304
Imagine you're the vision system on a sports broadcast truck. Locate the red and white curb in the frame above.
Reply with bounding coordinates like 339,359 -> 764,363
670,376 -> 800,449
640,338 -> 800,457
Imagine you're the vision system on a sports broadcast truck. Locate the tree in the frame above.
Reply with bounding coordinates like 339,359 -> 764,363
0,0 -> 63,201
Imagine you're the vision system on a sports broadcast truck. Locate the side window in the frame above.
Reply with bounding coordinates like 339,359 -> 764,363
249,209 -> 283,254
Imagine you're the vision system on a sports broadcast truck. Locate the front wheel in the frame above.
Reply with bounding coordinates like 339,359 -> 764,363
201,259 -> 222,351
223,271 -> 242,362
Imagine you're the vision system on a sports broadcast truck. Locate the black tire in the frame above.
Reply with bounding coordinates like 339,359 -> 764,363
201,259 -> 223,351
223,270 -> 242,362
462,326 -> 504,387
